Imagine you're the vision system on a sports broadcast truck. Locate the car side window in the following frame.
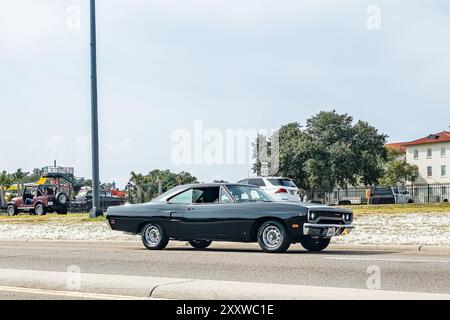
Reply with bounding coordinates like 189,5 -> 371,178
248,178 -> 266,187
250,190 -> 262,200
220,188 -> 232,204
193,187 -> 220,204
169,189 -> 193,204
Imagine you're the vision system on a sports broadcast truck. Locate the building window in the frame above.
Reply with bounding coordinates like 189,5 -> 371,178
442,147 -> 447,157
427,148 -> 432,159
427,166 -> 433,177
413,149 -> 419,160
442,165 -> 447,177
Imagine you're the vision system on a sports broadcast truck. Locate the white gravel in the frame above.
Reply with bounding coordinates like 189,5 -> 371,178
332,212 -> 450,246
0,213 -> 449,246
0,221 -> 138,241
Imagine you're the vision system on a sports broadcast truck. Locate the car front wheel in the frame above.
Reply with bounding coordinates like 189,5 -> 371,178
257,220 -> 291,253
141,223 -> 169,250
188,240 -> 212,249
300,236 -> 330,252
7,205 -> 18,216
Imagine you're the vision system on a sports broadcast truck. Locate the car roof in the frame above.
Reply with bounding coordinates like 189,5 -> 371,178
182,183 -> 252,188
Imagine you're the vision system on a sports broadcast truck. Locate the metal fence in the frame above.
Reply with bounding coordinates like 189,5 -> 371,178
311,184 -> 450,205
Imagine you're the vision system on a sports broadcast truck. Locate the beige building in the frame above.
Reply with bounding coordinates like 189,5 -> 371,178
388,131 -> 450,184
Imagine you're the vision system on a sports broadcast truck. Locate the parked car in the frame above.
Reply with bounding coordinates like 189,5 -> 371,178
71,189 -> 126,212
237,177 -> 300,201
106,183 -> 354,253
369,186 -> 414,204
6,184 -> 69,216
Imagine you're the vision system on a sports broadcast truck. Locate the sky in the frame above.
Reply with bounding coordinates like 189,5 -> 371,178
1,0 -> 450,187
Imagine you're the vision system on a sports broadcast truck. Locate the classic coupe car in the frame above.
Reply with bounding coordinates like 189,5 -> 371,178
106,183 -> 354,253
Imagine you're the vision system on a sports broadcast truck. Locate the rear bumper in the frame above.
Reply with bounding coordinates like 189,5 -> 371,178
303,223 -> 354,237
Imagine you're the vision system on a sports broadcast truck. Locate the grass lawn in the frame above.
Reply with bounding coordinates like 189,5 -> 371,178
1,203 -> 450,224
0,213 -> 105,223
340,202 -> 450,215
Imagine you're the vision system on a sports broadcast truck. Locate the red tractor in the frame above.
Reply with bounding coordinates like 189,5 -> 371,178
6,184 -> 69,216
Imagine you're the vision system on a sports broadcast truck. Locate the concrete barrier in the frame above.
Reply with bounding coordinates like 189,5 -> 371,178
0,268 -> 449,300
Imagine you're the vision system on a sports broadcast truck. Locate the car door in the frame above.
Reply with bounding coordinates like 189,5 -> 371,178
22,186 -> 36,209
164,188 -> 191,237
183,186 -> 238,240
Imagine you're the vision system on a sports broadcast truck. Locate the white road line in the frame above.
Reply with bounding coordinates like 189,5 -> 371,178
323,256 -> 450,264
0,286 -> 150,300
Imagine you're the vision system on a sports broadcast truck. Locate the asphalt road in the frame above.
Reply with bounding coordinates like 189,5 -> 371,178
0,240 -> 449,299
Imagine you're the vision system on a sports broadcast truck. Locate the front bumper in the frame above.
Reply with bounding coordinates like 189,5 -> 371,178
303,223 -> 354,238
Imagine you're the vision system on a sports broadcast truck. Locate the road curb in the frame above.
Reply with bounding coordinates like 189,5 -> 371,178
1,268 -> 449,300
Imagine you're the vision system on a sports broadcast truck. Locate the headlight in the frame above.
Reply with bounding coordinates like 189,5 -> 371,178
345,214 -> 351,221
309,212 -> 316,220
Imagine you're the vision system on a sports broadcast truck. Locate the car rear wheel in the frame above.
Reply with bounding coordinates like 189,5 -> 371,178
188,240 -> 212,249
7,205 -> 18,216
300,236 -> 330,252
35,204 -> 47,216
257,220 -> 291,253
141,223 -> 169,250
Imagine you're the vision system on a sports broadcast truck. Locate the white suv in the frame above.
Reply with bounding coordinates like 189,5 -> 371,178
238,177 -> 300,201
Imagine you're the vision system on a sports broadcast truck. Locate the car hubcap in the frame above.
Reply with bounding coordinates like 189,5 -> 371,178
8,207 -> 14,215
144,226 -> 160,246
36,206 -> 43,215
262,225 -> 282,248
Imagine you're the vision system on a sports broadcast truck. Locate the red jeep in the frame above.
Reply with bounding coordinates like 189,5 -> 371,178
6,185 -> 69,216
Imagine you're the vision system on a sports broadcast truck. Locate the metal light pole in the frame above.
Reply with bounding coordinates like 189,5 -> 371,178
89,0 -> 102,217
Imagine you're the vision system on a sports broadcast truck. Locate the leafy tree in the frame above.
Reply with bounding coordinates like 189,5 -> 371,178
0,171 -> 13,205
252,111 -> 388,197
270,123 -> 309,189
380,148 -> 418,186
128,170 -> 197,203
11,169 -> 26,195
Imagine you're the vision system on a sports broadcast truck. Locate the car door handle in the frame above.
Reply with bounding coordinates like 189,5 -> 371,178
169,211 -> 182,222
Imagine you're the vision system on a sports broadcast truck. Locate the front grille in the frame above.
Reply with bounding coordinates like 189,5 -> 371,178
308,208 -> 352,224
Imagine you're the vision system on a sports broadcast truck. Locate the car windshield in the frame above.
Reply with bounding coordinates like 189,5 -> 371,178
226,185 -> 273,202
267,178 -> 297,187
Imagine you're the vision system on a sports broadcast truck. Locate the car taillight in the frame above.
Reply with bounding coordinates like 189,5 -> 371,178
275,188 -> 288,194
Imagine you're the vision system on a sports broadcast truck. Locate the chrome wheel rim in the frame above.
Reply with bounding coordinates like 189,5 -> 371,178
262,225 -> 282,248
144,225 -> 160,246
35,205 -> 44,215
7,206 -> 15,216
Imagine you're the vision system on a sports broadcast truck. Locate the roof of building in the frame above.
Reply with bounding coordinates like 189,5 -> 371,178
386,132 -> 450,151
385,142 -> 407,153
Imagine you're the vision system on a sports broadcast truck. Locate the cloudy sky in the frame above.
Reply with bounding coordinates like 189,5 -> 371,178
1,0 -> 450,187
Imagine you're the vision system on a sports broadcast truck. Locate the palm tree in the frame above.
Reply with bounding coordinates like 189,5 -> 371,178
129,171 -> 145,203
0,171 -> 12,206
12,169 -> 26,195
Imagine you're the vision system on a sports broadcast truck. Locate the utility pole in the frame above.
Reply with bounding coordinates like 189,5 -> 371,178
89,0 -> 102,217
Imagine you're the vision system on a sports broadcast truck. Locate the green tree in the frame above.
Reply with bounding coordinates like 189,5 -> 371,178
0,171 -> 13,206
11,169 -> 26,195
252,111 -> 388,198
380,148 -> 418,186
128,170 -> 197,204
